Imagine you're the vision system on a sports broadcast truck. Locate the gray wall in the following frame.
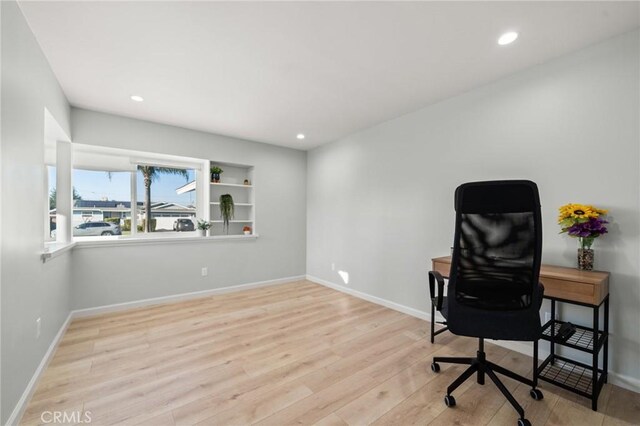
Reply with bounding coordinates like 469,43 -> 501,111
1,1 -> 72,423
2,2 -> 639,421
307,31 -> 640,386
70,108 -> 307,310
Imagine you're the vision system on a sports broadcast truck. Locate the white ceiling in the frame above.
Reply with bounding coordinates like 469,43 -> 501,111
19,1 -> 639,150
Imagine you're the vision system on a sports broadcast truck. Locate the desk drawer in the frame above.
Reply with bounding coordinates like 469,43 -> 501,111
541,276 -> 608,306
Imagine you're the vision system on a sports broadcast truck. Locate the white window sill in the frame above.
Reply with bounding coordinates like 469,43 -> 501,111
41,234 -> 257,259
42,242 -> 77,262
74,233 -> 259,249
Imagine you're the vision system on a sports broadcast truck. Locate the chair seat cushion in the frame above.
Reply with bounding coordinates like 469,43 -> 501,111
447,283 -> 544,341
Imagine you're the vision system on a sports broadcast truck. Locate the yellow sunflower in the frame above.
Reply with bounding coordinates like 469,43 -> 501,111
558,203 -> 593,221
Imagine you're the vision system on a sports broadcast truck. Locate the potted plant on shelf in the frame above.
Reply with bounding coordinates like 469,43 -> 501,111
210,166 -> 223,183
219,194 -> 234,234
558,203 -> 609,270
243,225 -> 252,235
197,219 -> 212,237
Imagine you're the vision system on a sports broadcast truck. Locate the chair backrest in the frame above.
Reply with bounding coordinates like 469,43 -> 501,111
449,180 -> 542,312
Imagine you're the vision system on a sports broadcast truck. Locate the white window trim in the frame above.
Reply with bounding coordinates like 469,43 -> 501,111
43,108 -> 71,247
41,234 -> 259,262
44,165 -> 55,243
42,241 -> 76,262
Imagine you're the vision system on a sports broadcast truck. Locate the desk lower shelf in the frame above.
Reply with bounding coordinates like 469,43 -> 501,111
540,320 -> 607,354
538,355 -> 606,400
538,295 -> 609,411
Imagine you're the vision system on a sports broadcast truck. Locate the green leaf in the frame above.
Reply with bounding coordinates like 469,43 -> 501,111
559,219 -> 574,227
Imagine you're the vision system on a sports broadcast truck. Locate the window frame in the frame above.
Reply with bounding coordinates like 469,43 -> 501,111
69,144 -> 208,243
44,165 -> 56,242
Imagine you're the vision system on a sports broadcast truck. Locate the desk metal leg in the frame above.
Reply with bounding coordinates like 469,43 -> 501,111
604,296 -> 609,384
592,304 -> 600,411
550,299 -> 556,365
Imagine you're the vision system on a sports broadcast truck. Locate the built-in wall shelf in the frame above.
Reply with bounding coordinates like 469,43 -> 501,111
208,161 -> 255,236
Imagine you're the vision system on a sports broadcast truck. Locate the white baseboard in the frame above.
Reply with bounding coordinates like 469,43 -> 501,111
5,312 -> 73,426
608,371 -> 640,392
306,275 -> 429,320
5,275 -> 305,426
306,274 -> 640,394
72,275 -> 306,318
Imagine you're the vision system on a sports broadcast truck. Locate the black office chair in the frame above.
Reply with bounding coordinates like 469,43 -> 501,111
429,180 -> 545,426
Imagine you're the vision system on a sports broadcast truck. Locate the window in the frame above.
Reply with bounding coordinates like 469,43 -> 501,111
135,165 -> 196,234
68,144 -> 206,242
72,169 -> 131,239
46,166 -> 57,240
44,131 -> 57,242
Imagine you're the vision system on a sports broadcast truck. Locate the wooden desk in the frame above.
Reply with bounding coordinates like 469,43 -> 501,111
431,256 -> 610,411
431,256 -> 609,306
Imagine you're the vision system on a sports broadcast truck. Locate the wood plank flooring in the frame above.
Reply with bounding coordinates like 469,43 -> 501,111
20,281 -> 640,425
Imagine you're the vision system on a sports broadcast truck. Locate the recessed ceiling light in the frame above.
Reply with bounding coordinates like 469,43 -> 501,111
130,95 -> 144,102
498,32 -> 518,46
296,133 -> 305,140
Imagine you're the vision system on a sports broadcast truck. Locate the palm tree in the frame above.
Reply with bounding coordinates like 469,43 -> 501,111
49,187 -> 82,210
139,166 -> 189,232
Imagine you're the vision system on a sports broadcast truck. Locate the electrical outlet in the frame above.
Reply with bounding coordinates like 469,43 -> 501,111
331,263 -> 335,271
201,267 -> 208,277
36,317 -> 41,339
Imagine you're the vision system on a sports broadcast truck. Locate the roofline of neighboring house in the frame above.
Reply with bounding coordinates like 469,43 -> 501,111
73,200 -> 194,210
176,180 -> 196,194
50,207 -> 196,214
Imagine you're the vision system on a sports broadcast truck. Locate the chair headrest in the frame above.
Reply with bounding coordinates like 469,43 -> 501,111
455,180 -> 540,214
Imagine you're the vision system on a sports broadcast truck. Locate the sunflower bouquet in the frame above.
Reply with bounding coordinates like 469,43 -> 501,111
558,203 -> 609,249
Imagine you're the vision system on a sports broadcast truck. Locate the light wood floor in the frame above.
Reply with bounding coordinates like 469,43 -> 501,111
21,281 -> 639,426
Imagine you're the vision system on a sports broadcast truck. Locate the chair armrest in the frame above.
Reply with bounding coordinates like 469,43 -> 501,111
428,271 -> 446,311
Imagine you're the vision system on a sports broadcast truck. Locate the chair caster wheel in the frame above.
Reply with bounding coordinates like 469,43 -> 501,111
444,395 -> 456,407
530,388 -> 544,400
431,362 -> 441,373
517,418 -> 531,426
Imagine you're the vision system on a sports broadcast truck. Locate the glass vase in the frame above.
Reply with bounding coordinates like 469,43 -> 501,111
577,237 -> 595,271
577,248 -> 594,270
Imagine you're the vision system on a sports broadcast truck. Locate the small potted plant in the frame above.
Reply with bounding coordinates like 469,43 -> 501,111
243,225 -> 252,235
210,166 -> 223,183
197,219 -> 212,237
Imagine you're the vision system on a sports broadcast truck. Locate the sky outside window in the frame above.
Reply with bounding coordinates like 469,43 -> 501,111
63,169 -> 196,204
